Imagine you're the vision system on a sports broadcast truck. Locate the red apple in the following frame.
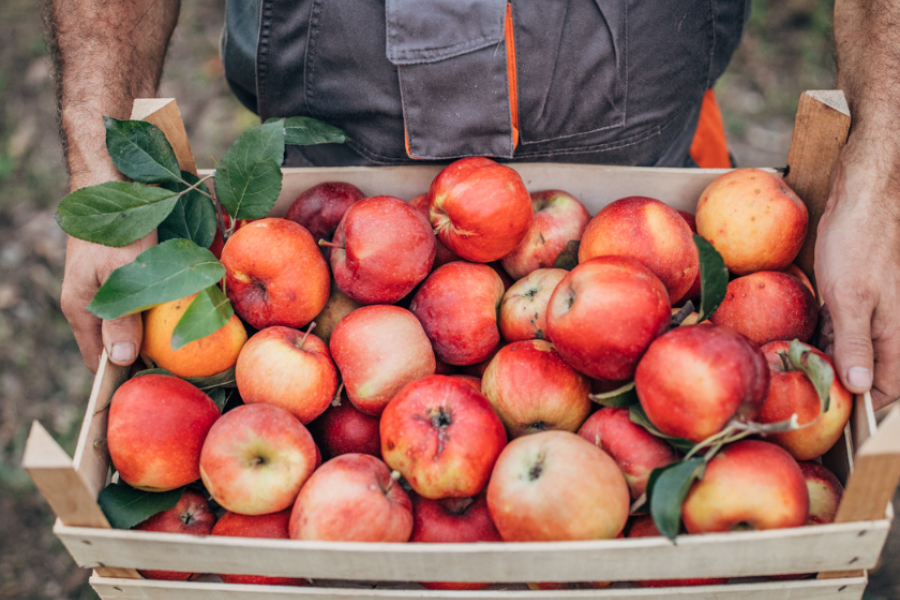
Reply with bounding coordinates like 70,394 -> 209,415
783,263 -> 815,296
798,461 -> 844,525
546,256 -> 670,381
108,374 -> 220,491
710,271 -> 818,346
410,192 -> 459,269
501,189 -> 591,280
289,453 -> 413,542
284,181 -> 365,247
579,196 -> 699,304
577,407 -> 679,501
209,214 -> 255,260
696,168 -> 808,275
330,305 -> 436,416
756,341 -> 853,460
677,210 -> 701,302
428,157 -> 533,262
236,326 -> 338,424
132,489 -> 216,581
308,393 -> 382,459
498,268 -> 568,342
481,340 -> 592,438
221,218 -> 330,330
635,324 -> 769,443
487,431 -> 629,541
200,404 -> 317,515
682,440 -> 808,533
380,375 -> 507,499
211,510 -> 306,586
626,516 -> 729,587
329,195 -> 436,304
409,262 -> 505,366
451,374 -> 482,391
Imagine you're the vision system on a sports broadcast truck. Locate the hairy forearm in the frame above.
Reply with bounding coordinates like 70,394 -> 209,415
43,0 -> 181,189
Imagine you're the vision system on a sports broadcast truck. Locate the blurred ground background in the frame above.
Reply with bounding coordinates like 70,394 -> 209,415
1,0 -> 897,598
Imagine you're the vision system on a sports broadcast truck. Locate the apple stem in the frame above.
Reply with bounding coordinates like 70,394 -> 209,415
318,239 -> 344,249
671,300 -> 696,327
331,382 -> 344,407
384,470 -> 402,494
778,351 -> 793,372
298,321 -> 317,349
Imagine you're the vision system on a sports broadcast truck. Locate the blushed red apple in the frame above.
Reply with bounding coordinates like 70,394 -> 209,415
499,268 -> 568,342
308,393 -> 382,459
212,510 -> 306,586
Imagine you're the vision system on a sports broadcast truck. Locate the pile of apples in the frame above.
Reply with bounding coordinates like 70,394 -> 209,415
106,158 -> 851,589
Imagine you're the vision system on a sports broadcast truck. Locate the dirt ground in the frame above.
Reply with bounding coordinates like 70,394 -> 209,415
1,0 -> 897,599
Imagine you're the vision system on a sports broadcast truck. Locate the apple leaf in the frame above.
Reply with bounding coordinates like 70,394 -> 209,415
133,368 -> 175,378
590,381 -> 638,408
694,234 -> 728,322
208,388 -> 228,412
87,238 -> 225,320
98,482 -> 184,530
553,240 -> 580,271
629,405 -> 695,453
184,366 -> 238,391
633,464 -> 673,514
104,117 -> 182,185
55,182 -> 179,247
170,285 -> 235,351
789,339 -> 833,414
214,120 -> 285,220
650,458 -> 706,542
267,116 -> 347,145
158,172 -> 218,249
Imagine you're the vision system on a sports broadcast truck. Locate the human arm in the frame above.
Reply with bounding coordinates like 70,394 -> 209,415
44,0 -> 181,372
815,0 -> 900,410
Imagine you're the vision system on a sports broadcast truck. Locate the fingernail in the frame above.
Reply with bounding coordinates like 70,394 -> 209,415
847,367 -> 873,390
111,342 -> 136,364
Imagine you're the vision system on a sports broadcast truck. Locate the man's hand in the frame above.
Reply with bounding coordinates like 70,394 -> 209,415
815,133 -> 900,411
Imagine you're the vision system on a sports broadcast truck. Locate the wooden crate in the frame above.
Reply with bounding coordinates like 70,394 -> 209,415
22,92 -> 900,599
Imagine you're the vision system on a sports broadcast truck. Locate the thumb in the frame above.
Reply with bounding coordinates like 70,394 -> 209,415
829,301 -> 875,394
102,313 -> 144,367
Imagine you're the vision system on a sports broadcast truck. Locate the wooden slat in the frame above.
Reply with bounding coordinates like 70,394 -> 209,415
89,575 -> 868,600
130,99 -> 198,175
56,520 -> 888,583
783,90 -> 851,289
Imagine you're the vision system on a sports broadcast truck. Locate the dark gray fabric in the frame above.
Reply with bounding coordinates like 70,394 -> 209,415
225,0 -> 749,167
221,0 -> 262,114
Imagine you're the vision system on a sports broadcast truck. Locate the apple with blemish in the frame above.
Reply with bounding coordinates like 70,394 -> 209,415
499,268 -> 568,342
481,340 -> 591,438
212,510 -> 307,586
236,326 -> 338,424
221,218 -> 330,330
428,157 -> 533,263
380,375 -> 507,499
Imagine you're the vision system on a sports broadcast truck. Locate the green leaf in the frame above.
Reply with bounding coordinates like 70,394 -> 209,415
55,182 -> 179,247
650,458 -> 706,541
268,116 -> 347,145
98,483 -> 184,530
214,121 -> 285,220
104,117 -> 182,185
184,366 -> 238,391
694,234 -> 729,321
629,405 -> 695,453
789,339 -> 834,414
87,238 -> 225,320
158,172 -> 218,249
590,381 -> 638,408
553,240 -> 580,271
171,285 -> 235,350
133,367 -> 175,378
208,388 -> 228,412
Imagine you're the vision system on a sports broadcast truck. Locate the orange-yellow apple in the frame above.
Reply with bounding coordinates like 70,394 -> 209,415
579,196 -> 699,304
577,407 -> 679,501
682,440 -> 809,533
428,157 -> 533,262
381,375 -> 507,499
330,305 -> 436,416
328,195 -> 435,304
221,218 -> 329,330
626,516 -> 729,587
481,340 -> 591,438
501,189 -> 591,280
289,453 -> 413,542
108,374 -> 220,491
211,510 -> 306,586
236,326 -> 338,424
546,256 -> 670,381
308,392 -> 382,459
200,404 -> 317,515
756,341 -> 853,460
696,168 -> 808,275
635,324 -> 769,443
132,489 -> 216,581
486,430 -> 629,541
499,268 -> 568,342
409,262 -> 505,366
